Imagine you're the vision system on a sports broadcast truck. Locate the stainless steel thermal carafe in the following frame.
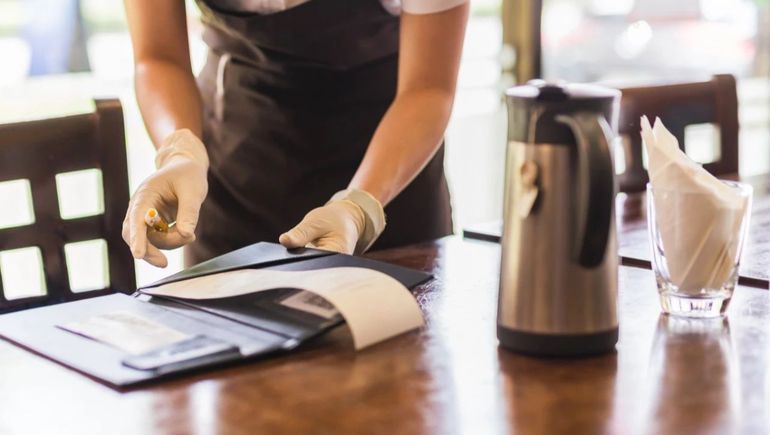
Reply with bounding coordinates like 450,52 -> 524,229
497,81 -> 620,356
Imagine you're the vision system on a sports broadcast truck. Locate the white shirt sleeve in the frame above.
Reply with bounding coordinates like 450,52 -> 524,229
401,0 -> 468,14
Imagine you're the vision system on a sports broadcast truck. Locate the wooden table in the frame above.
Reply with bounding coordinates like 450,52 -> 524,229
1,237 -> 769,434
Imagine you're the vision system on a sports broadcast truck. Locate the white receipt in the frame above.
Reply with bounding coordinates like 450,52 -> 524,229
280,291 -> 340,319
58,311 -> 190,355
141,267 -> 425,350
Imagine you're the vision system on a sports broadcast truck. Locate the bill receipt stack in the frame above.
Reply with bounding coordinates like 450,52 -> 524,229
641,116 -> 751,293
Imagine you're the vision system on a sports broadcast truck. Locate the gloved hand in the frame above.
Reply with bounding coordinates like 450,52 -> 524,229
122,129 -> 209,267
279,189 -> 386,255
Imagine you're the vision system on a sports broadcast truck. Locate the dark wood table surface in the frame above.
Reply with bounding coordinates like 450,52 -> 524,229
1,235 -> 770,434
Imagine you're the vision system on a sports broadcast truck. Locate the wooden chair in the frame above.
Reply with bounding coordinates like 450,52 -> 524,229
0,99 -> 135,313
615,74 -> 740,192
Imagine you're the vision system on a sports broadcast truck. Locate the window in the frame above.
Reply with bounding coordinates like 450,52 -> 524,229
541,0 -> 770,174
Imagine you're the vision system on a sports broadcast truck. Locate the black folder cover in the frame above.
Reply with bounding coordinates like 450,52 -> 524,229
0,243 -> 431,388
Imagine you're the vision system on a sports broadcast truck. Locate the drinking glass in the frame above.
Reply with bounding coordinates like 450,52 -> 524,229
647,181 -> 752,317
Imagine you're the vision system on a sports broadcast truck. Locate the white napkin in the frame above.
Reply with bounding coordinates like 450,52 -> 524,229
641,116 -> 748,293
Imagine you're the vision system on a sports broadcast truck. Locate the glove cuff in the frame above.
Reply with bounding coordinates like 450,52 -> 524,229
155,129 -> 210,169
330,188 -> 386,254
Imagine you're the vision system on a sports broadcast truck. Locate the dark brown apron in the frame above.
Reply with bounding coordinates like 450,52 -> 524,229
187,0 -> 452,265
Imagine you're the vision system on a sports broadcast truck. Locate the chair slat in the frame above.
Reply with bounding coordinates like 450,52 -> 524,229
616,74 -> 739,192
0,99 -> 136,313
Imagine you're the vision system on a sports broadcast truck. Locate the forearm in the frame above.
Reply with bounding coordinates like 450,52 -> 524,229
349,89 -> 453,205
134,59 -> 203,148
348,4 -> 467,206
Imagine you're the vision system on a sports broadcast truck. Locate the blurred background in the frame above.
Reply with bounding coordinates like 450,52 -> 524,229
0,0 -> 768,288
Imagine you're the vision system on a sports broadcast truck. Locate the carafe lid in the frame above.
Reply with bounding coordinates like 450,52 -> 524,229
506,80 -> 619,144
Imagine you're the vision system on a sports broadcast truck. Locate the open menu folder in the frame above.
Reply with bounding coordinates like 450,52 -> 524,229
0,242 -> 431,388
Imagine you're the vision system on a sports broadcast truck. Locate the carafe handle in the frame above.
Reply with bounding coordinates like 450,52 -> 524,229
555,113 -> 615,268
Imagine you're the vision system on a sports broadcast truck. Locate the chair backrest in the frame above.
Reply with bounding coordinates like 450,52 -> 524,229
0,99 -> 135,313
615,74 -> 739,192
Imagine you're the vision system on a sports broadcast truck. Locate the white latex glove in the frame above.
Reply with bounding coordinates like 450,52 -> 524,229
279,189 -> 386,255
122,129 -> 209,267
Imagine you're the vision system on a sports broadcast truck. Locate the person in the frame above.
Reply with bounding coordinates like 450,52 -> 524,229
122,0 -> 469,268
24,0 -> 90,75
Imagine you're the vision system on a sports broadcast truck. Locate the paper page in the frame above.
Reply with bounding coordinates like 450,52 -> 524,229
140,267 -> 425,350
58,311 -> 190,355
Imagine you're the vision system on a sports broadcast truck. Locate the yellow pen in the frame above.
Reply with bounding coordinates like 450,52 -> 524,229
144,208 -> 169,233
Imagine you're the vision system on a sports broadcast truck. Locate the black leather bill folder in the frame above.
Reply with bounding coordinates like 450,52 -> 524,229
0,242 -> 431,388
